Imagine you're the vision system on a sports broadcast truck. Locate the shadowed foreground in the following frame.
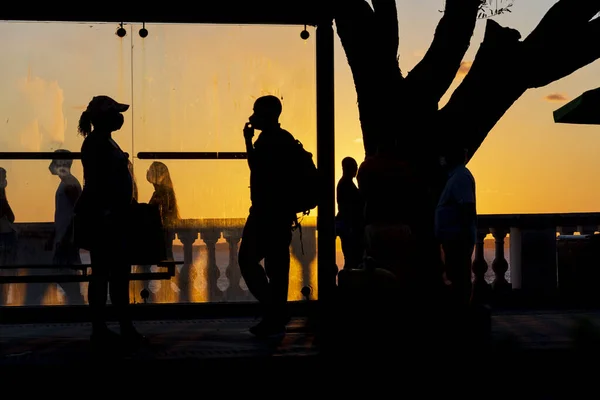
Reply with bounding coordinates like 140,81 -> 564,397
3,311 -> 600,363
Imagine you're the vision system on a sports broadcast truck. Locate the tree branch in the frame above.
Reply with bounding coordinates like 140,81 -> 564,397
522,0 -> 600,88
439,1 -> 600,160
437,20 -> 525,158
372,0 -> 400,72
405,0 -> 481,109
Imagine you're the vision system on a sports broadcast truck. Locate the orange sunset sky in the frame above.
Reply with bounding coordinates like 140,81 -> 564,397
1,0 -> 599,223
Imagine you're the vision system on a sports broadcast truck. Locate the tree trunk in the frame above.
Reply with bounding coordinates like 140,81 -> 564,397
334,0 -> 600,296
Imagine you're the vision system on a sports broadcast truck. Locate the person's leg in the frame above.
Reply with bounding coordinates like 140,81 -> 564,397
444,241 -> 474,308
88,250 -> 110,333
238,213 -> 268,304
263,221 -> 293,326
348,226 -> 365,270
339,232 -> 352,270
108,260 -> 135,334
56,245 -> 85,305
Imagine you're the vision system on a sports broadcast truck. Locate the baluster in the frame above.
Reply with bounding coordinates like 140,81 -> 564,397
577,225 -> 597,236
201,228 -> 222,302
490,228 -> 511,298
177,229 -> 198,303
224,228 -> 244,301
558,226 -> 576,236
471,228 -> 491,305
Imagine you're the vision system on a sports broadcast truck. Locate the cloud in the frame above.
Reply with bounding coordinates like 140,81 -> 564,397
18,120 -> 42,152
457,61 -> 473,77
17,71 -> 66,148
544,93 -> 569,103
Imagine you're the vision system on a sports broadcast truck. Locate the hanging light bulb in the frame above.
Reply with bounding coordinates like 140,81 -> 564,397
116,22 -> 126,38
139,22 -> 148,38
300,25 -> 310,40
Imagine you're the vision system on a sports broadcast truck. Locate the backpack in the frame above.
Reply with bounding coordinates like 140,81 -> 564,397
287,139 -> 319,216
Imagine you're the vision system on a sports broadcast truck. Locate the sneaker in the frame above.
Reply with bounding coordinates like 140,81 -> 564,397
249,318 -> 286,339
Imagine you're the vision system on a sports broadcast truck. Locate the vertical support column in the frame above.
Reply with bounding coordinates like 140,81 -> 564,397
316,20 -> 336,304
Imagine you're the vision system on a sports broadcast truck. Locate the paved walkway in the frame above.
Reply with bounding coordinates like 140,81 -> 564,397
2,310 -> 600,367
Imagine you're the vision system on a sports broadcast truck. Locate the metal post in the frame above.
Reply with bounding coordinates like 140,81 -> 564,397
316,20 -> 336,304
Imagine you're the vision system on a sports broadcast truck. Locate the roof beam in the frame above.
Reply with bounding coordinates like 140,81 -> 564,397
1,1 -> 333,26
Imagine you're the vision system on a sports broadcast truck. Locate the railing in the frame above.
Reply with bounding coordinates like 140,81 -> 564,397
475,213 -> 600,306
3,212 -> 600,308
0,217 -> 318,306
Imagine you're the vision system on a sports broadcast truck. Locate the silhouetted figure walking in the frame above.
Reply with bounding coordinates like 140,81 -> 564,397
0,167 -> 16,305
48,149 -> 85,305
74,95 -> 145,349
238,95 -> 298,338
336,157 -> 365,270
435,147 -> 477,309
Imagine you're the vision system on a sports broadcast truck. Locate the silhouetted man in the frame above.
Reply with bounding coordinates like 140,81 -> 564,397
435,147 -> 477,308
50,149 -> 85,305
336,157 -> 364,270
238,95 -> 298,338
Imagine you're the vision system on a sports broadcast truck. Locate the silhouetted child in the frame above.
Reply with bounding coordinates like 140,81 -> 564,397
335,157 -> 365,270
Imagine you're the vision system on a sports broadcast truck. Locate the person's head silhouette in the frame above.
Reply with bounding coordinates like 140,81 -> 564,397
77,95 -> 129,138
440,146 -> 468,169
146,161 -> 174,188
0,167 -> 6,189
341,157 -> 358,178
248,95 -> 282,131
49,149 -> 73,178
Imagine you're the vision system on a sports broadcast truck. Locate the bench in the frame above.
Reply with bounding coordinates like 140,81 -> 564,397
0,261 -> 184,284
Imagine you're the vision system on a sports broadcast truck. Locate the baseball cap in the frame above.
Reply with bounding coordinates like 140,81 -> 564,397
85,95 -> 129,115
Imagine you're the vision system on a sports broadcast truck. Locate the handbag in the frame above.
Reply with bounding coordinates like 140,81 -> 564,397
127,202 -> 168,265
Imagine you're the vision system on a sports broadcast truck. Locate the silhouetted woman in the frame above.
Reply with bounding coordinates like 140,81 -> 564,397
146,161 -> 180,259
138,162 -> 180,302
74,95 -> 144,348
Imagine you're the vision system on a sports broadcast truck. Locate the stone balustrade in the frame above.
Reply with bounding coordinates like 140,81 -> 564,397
3,213 -> 600,307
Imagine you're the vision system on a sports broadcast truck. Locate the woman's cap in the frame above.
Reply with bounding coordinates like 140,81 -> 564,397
86,95 -> 129,115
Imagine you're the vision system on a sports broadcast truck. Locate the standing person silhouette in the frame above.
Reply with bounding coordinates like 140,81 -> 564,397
74,95 -> 144,349
0,167 -> 16,305
139,161 -> 180,302
238,95 -> 298,338
47,150 -> 85,305
435,146 -> 477,309
336,157 -> 365,270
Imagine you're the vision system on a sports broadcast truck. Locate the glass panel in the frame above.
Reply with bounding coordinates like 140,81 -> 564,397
0,22 -> 318,306
0,160 -> 90,306
130,24 -> 316,156
0,22 -> 134,155
0,22 -> 134,307
128,24 -> 318,304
